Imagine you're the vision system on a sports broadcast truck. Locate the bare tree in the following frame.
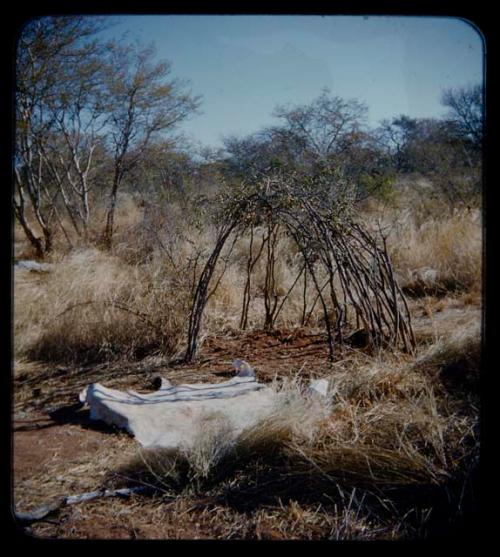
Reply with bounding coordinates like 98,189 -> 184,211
44,52 -> 109,240
14,16 -> 108,255
101,43 -> 201,248
441,84 -> 484,150
272,88 -> 368,166
222,90 -> 388,200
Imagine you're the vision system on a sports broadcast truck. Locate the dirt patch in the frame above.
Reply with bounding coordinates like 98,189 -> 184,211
12,416 -> 137,523
199,328 -> 331,380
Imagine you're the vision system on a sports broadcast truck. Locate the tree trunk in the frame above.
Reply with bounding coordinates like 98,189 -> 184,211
13,204 -> 44,259
103,170 -> 121,249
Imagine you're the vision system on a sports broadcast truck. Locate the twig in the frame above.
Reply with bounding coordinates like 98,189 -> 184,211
51,300 -> 160,333
14,486 -> 154,525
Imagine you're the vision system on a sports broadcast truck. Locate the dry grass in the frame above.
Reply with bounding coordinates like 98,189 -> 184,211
13,317 -> 481,539
386,208 -> 482,297
103,328 -> 479,539
14,247 -> 190,363
14,196 -> 482,366
413,319 -> 481,395
13,193 -> 482,539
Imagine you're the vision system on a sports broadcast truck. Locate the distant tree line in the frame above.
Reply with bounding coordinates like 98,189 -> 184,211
220,85 -> 483,207
14,16 -> 483,258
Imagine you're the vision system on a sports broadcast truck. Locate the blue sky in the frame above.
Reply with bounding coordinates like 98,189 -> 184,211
99,15 -> 484,150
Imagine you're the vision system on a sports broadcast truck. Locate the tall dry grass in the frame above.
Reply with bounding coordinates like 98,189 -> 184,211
14,194 -> 482,363
374,206 -> 482,298
14,247 -> 189,363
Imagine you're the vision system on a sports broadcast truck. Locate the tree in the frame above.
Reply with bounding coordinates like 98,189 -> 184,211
123,139 -> 196,199
101,43 -> 201,248
375,116 -> 420,173
272,88 -> 368,168
43,47 -> 110,241
15,18 -> 202,254
411,118 -> 482,208
221,131 -> 297,181
270,91 -> 398,201
441,84 -> 483,151
221,90 -> 383,199
376,115 -> 481,209
14,16 -> 108,256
